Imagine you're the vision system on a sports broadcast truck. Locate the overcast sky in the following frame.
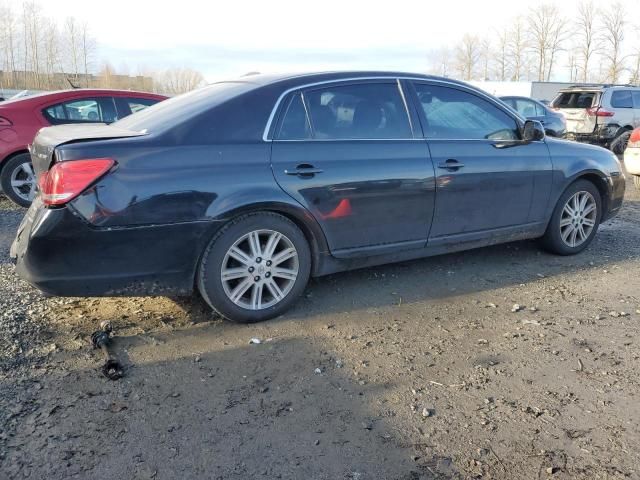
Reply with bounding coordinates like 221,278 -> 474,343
8,0 -> 640,81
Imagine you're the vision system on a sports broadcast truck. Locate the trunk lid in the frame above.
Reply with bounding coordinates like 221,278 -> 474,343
30,124 -> 145,177
551,90 -> 600,134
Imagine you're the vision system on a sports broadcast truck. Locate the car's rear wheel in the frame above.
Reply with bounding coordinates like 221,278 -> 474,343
198,212 -> 311,323
541,179 -> 602,255
1,153 -> 36,208
610,130 -> 631,155
634,175 -> 640,191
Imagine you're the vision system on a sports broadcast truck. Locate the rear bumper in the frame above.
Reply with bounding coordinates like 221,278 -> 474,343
11,198 -> 222,296
565,125 -> 620,145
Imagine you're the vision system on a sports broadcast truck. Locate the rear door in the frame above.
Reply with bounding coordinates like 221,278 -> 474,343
409,81 -> 552,242
551,90 -> 599,135
270,80 -> 436,256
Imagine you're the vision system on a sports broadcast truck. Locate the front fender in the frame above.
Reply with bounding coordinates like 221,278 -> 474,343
545,138 -> 624,220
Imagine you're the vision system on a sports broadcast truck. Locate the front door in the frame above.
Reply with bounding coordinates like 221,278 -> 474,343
410,82 -> 552,241
270,81 -> 435,256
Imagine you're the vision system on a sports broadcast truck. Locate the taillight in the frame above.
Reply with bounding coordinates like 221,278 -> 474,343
629,128 -> 640,148
0,116 -> 12,127
39,158 -> 115,206
587,107 -> 614,117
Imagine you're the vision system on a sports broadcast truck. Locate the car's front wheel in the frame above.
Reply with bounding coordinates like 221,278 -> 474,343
541,180 -> 602,255
198,212 -> 311,323
1,153 -> 37,208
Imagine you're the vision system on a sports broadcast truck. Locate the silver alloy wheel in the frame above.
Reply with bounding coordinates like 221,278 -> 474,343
10,161 -> 37,202
559,191 -> 597,248
220,229 -> 299,310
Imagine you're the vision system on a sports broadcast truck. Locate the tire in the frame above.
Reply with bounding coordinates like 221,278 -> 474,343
197,212 -> 311,323
541,179 -> 602,255
0,153 -> 36,208
634,175 -> 640,191
610,130 -> 631,155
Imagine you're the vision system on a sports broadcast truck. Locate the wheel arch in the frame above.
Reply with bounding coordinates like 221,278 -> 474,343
201,199 -> 330,279
0,149 -> 30,175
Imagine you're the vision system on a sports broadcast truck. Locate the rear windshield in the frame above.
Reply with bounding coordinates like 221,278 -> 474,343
552,91 -> 598,109
113,81 -> 257,133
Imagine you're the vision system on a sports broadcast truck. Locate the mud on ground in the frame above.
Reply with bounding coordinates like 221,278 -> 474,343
1,173 -> 639,479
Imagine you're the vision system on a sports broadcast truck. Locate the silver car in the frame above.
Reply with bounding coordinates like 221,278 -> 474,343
552,85 -> 640,154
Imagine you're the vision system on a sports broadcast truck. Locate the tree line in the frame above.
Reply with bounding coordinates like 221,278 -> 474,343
428,1 -> 640,84
0,1 -> 205,94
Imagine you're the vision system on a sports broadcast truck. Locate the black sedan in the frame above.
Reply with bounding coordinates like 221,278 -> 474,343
12,72 -> 625,323
500,95 -> 567,137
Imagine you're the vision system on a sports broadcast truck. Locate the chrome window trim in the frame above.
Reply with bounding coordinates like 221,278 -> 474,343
396,78 -> 414,136
263,75 -> 521,142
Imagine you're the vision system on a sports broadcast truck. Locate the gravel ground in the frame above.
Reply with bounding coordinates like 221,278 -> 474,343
1,169 -> 639,479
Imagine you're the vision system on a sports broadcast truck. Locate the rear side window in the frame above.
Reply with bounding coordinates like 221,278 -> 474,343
504,98 -> 544,117
414,83 -> 519,141
124,97 -> 159,113
552,91 -> 597,109
633,92 -> 640,108
302,83 -> 412,140
277,93 -> 311,140
43,97 -> 119,124
610,90 -> 634,108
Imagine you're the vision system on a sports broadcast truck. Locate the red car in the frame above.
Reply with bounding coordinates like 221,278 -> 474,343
0,89 -> 167,206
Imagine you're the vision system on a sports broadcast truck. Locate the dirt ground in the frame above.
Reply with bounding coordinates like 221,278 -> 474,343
1,169 -> 639,480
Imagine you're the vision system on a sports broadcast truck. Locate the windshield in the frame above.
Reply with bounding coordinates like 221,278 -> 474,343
113,81 -> 257,133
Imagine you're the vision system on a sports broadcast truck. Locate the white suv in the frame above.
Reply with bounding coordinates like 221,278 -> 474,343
552,85 -> 640,154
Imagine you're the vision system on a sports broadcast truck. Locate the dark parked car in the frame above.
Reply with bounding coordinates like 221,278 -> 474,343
500,95 -> 566,137
11,72 -> 625,323
0,89 -> 167,207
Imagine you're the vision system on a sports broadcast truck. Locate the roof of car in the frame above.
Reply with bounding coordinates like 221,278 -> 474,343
0,88 -> 167,107
558,84 -> 640,92
219,70 -> 468,88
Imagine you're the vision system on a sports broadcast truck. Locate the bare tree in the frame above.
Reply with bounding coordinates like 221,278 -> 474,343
0,2 -> 19,89
157,68 -> 205,94
42,18 -> 61,89
576,0 -> 600,83
494,28 -> 510,81
567,45 -> 579,82
65,16 -> 80,81
479,37 -> 492,80
600,2 -> 626,83
80,21 -> 95,87
527,4 -> 565,82
507,17 -> 528,81
426,47 -> 452,77
454,34 -> 481,80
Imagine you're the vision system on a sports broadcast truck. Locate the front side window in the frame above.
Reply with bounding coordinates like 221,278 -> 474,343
414,83 -> 519,140
300,82 -> 412,140
611,90 -> 633,108
43,97 -> 119,124
633,91 -> 640,109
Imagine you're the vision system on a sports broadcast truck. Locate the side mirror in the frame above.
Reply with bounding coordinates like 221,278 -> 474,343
523,120 -> 545,141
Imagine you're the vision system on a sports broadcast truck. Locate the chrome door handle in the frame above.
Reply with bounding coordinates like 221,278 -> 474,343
437,159 -> 465,170
284,164 -> 324,177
